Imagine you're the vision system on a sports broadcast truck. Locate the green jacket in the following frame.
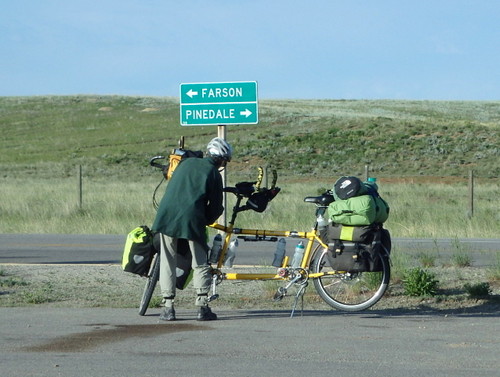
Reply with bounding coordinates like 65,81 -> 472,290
152,157 -> 223,246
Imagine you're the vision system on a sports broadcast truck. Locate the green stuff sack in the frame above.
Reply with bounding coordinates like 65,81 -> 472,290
327,193 -> 390,226
328,176 -> 390,226
373,195 -> 390,224
122,226 -> 156,276
327,195 -> 376,226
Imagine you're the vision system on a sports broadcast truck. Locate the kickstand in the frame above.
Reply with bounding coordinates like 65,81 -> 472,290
290,282 -> 307,318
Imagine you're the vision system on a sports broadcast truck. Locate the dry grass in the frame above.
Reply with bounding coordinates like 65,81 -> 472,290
1,263 -> 499,314
1,177 -> 498,238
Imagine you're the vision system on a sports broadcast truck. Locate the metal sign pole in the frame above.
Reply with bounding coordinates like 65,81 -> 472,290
218,125 -> 227,227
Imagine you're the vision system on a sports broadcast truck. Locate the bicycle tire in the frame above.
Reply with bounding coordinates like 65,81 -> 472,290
311,244 -> 390,312
138,253 -> 160,316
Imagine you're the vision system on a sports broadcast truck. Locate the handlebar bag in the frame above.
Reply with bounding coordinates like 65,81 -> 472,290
167,149 -> 204,179
246,188 -> 280,212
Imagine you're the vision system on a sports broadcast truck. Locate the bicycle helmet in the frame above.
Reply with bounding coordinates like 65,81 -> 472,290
207,137 -> 233,161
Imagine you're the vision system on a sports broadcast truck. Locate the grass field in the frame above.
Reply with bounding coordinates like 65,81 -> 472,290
0,95 -> 499,237
1,95 -> 499,179
1,175 -> 498,238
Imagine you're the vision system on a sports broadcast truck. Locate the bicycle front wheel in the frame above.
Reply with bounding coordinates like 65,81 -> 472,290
138,253 -> 160,316
311,245 -> 390,312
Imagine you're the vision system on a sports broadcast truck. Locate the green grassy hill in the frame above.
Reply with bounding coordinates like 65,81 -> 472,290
1,95 -> 499,180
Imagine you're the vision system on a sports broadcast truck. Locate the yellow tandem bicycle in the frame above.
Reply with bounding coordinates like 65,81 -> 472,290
139,163 -> 391,316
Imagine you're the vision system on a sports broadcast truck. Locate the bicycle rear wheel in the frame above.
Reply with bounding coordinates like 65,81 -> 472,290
311,245 -> 390,311
138,253 -> 160,316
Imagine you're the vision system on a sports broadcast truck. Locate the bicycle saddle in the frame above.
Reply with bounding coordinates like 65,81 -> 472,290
304,192 -> 335,206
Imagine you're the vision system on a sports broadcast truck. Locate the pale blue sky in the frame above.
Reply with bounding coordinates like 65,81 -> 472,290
1,0 -> 499,100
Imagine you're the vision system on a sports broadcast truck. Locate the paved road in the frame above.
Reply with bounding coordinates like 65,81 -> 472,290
0,234 -> 498,266
1,307 -> 498,377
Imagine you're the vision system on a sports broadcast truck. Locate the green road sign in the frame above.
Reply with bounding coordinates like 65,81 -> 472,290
180,81 -> 258,126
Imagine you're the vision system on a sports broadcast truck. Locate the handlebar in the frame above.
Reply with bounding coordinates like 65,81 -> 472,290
255,167 -> 264,191
223,167 -> 279,198
223,181 -> 256,197
149,156 -> 168,170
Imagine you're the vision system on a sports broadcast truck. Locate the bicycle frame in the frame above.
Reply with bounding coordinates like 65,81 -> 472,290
208,190 -> 328,281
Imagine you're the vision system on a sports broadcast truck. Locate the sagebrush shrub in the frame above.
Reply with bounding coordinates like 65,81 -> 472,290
464,282 -> 491,298
403,267 -> 439,296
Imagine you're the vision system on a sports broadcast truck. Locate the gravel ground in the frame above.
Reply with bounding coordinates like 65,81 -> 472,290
1,264 -> 499,315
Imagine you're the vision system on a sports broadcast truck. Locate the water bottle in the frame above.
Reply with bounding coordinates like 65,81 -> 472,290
366,177 -> 379,191
317,213 -> 329,232
291,241 -> 305,268
224,238 -> 238,267
208,234 -> 222,264
272,238 -> 287,267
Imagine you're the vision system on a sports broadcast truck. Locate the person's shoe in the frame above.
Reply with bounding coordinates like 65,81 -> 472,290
197,306 -> 217,321
159,307 -> 176,321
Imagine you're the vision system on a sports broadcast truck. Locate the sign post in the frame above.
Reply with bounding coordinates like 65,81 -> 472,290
218,125 -> 227,225
179,81 -> 258,226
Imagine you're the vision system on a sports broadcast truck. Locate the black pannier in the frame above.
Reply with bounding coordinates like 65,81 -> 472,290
322,225 -> 391,273
173,238 -> 193,290
325,241 -> 370,273
320,223 -> 376,244
122,227 -> 193,289
369,228 -> 391,272
122,226 -> 157,276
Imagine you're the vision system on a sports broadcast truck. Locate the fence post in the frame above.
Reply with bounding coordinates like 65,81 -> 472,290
77,165 -> 83,209
364,165 -> 370,181
265,165 -> 269,188
468,170 -> 474,219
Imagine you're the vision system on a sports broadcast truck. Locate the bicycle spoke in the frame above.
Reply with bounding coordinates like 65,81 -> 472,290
311,245 -> 390,311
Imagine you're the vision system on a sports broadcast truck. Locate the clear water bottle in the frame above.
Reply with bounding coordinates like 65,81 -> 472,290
291,241 -> 305,268
317,213 -> 329,232
272,238 -> 287,267
224,238 -> 238,268
208,234 -> 222,264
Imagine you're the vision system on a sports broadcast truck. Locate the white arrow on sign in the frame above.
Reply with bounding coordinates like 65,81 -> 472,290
240,109 -> 252,118
186,89 -> 198,98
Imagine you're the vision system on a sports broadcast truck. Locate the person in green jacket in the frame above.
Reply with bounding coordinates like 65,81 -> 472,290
152,137 -> 232,321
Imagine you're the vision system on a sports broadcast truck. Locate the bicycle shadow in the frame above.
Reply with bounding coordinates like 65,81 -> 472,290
216,295 -> 500,320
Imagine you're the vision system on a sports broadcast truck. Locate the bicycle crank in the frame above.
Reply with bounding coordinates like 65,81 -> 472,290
207,273 -> 220,302
273,269 -> 308,302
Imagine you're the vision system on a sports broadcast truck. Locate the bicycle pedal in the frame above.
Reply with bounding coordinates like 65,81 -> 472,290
273,292 -> 284,302
273,287 -> 286,302
207,294 -> 219,302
